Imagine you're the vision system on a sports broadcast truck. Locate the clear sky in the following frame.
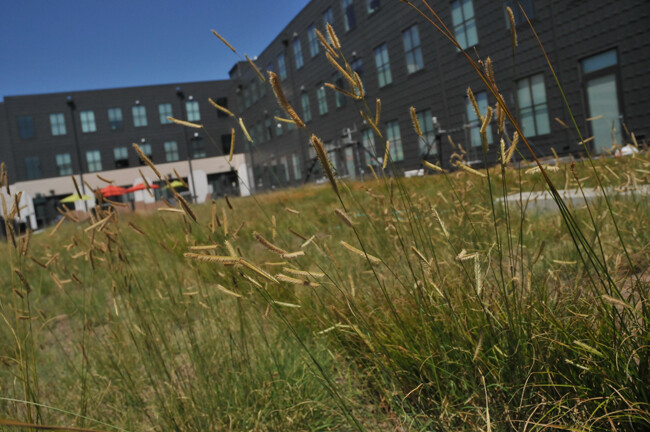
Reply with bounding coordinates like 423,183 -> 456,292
0,0 -> 311,100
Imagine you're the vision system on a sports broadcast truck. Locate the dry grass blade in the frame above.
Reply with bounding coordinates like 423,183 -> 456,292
239,117 -> 252,142
334,208 -> 354,227
324,83 -> 362,100
211,29 -> 237,54
245,54 -> 266,82
422,160 -> 446,173
268,71 -> 306,128
0,418 -> 107,432
214,283 -> 242,298
183,253 -> 240,265
315,28 -> 338,58
239,259 -> 278,283
340,241 -> 381,264
310,135 -> 338,194
456,162 -> 487,178
325,53 -> 356,89
410,106 -> 422,137
360,110 -> 382,139
382,141 -> 390,169
229,128 -> 235,161
254,231 -> 288,255
133,143 -> 162,179
208,98 -> 234,117
326,22 -> 341,50
167,116 -> 202,128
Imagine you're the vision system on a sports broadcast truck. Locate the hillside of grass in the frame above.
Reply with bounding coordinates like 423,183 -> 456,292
1,152 -> 649,431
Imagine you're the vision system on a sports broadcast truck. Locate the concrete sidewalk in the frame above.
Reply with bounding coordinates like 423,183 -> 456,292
497,184 -> 650,212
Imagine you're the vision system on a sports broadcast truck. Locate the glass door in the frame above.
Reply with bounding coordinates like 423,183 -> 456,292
581,50 -> 623,154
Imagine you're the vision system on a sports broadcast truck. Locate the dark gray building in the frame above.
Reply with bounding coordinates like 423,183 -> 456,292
1,0 -> 649,218
0,81 -> 246,227
230,0 -> 650,190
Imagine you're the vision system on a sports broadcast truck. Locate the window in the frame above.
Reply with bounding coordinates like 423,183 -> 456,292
342,0 -> 356,31
466,91 -> 492,147
323,8 -> 334,41
251,81 -> 259,103
333,73 -> 346,108
132,106 -> 147,127
220,134 -> 231,154
138,144 -> 152,164
186,100 -> 201,121
308,24 -> 319,57
317,85 -> 328,115
301,93 -> 312,122
244,87 -> 251,108
374,44 -> 392,87
164,141 -> 179,162
517,73 -> 550,136
158,104 -> 172,124
451,0 -> 478,49
266,62 -> 274,73
86,150 -> 102,172
293,38 -> 304,69
25,157 -> 41,179
50,113 -> 66,136
367,0 -> 380,14
505,0 -> 534,27
108,107 -> 124,130
80,111 -> 97,133
264,117 -> 273,141
292,153 -> 302,180
191,137 -> 206,158
56,153 -> 72,176
114,147 -> 129,168
362,129 -> 377,165
17,116 -> 35,139
277,53 -> 287,80
403,25 -> 424,73
215,98 -> 229,117
385,121 -> 404,161
256,123 -> 264,143
249,124 -> 257,144
416,110 -> 436,154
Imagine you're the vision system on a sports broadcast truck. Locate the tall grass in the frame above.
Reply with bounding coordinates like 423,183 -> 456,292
1,2 -> 649,430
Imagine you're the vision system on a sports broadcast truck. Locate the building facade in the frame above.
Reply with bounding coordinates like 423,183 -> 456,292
231,0 -> 649,190
1,0 -> 649,228
1,81 -> 248,228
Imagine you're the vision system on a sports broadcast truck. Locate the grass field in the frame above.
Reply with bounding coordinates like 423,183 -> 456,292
1,151 -> 649,431
2,2 -> 650,429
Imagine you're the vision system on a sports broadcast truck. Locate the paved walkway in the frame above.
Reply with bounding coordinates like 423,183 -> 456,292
497,184 -> 650,212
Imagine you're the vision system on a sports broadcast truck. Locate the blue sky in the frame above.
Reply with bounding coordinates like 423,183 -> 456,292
0,0 -> 311,100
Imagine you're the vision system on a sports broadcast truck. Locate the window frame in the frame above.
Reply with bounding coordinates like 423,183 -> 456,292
186,100 -> 201,122
385,120 -> 404,161
80,110 -> 97,133
403,25 -> 424,74
308,24 -> 319,57
132,105 -> 148,128
108,107 -> 124,130
277,53 -> 287,80
293,37 -> 304,69
317,85 -> 328,115
114,146 -> 129,168
342,0 -> 356,31
17,116 -> 35,139
164,141 -> 179,162
451,0 -> 478,50
86,150 -> 102,172
374,43 -> 392,88
50,113 -> 67,136
56,153 -> 73,176
516,73 -> 551,137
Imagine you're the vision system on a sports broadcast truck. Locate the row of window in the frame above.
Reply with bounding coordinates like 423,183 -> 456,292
16,98 -> 228,139
249,0 -> 533,105
22,138 -> 212,179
